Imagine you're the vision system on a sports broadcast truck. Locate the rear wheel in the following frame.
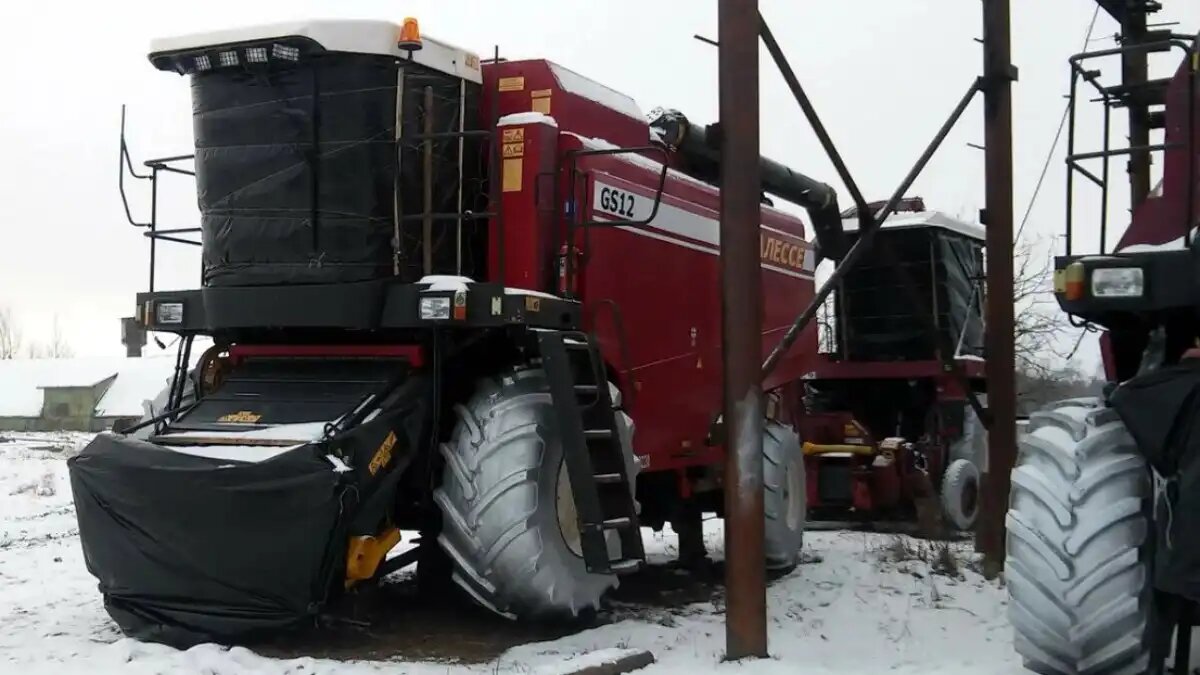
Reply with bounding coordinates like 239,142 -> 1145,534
1006,398 -> 1151,675
432,368 -> 633,619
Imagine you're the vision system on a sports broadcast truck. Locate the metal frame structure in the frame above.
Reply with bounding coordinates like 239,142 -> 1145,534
718,0 -> 1016,656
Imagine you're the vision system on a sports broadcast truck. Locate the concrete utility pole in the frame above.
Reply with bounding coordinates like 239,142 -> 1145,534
718,0 -> 768,660
978,0 -> 1018,571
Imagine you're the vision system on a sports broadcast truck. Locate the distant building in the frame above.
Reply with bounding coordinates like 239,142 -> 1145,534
0,356 -> 178,432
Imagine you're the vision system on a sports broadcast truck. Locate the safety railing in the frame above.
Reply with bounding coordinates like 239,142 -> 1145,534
1064,38 -> 1197,255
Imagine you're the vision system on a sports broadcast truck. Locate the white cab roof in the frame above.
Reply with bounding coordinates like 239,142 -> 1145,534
150,19 -> 482,83
842,210 -> 985,242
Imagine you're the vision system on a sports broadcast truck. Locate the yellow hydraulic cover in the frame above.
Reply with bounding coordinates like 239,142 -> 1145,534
345,528 -> 403,587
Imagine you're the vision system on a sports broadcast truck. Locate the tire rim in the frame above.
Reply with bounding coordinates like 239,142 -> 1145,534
556,462 -> 584,557
786,457 -> 804,531
961,475 -> 979,518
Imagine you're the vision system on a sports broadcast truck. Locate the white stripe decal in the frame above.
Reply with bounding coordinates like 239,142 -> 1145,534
608,223 -> 814,281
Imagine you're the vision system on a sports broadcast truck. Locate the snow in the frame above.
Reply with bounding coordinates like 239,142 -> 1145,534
158,443 -> 306,462
0,431 -> 1033,674
505,287 -> 560,299
1119,238 -> 1188,253
955,355 -> 986,363
548,62 -> 644,120
167,421 -> 329,443
842,211 -> 985,242
498,112 -> 558,128
419,275 -> 473,293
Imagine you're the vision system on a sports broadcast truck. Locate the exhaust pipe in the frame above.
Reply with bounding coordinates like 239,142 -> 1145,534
650,109 -> 847,261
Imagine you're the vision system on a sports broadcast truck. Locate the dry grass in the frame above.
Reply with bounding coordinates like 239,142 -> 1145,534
874,535 -> 964,580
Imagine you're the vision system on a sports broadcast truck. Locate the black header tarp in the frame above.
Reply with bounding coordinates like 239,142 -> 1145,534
835,228 -> 985,361
1110,362 -> 1200,601
192,55 -> 482,287
67,377 -> 429,646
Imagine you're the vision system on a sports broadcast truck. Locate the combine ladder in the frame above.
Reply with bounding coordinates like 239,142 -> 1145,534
538,331 -> 645,575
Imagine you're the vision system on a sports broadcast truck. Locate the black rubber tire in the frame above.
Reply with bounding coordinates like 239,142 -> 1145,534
764,422 -> 806,571
1006,398 -> 1152,675
433,368 -> 633,619
940,458 -> 980,531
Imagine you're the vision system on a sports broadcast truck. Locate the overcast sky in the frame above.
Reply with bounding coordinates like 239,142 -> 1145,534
0,0 -> 1197,362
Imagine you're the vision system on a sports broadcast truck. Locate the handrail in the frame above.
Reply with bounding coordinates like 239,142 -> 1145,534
1064,38 -> 1197,254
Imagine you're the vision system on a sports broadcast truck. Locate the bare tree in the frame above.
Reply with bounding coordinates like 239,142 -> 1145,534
46,317 -> 73,358
1012,237 -> 1065,377
0,307 -> 21,359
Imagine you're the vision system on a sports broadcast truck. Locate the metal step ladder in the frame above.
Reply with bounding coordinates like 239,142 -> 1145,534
538,331 -> 645,575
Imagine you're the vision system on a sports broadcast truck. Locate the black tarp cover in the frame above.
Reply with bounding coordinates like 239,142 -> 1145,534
1110,362 -> 1200,600
67,381 -> 428,646
192,54 -> 480,287
835,228 -> 985,361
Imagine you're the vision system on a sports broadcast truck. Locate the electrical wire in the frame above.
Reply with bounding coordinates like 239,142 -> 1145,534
1014,4 -> 1102,242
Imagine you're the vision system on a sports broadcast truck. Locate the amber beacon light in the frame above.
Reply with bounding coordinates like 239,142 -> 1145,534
397,17 -> 423,51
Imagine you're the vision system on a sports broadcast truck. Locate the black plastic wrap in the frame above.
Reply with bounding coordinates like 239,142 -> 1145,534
67,377 -> 429,646
192,55 -> 482,287
835,228 -> 984,361
1110,362 -> 1200,601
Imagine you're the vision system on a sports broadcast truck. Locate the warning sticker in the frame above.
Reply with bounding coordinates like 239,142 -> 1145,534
502,128 -> 524,143
498,76 -> 525,92
502,142 -> 524,158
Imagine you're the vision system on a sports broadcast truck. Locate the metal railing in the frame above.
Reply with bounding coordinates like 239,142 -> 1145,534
1064,38 -> 1197,255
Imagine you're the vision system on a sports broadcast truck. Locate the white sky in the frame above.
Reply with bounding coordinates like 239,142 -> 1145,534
0,0 -> 1197,362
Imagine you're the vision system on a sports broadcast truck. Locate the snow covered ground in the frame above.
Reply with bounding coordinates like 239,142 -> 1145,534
0,432 -> 1026,675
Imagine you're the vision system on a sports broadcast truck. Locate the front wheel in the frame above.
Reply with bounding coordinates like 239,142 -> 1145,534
1006,398 -> 1151,675
432,368 -> 633,619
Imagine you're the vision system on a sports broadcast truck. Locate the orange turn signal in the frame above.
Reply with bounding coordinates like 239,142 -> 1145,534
1063,262 -> 1086,300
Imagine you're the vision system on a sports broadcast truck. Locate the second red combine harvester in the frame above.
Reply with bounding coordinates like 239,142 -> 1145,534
68,18 -> 986,644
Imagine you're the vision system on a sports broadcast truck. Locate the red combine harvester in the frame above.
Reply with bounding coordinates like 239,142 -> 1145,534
67,18 -> 981,646
800,200 -> 986,530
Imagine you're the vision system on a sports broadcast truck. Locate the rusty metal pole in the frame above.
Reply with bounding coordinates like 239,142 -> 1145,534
719,0 -> 767,660
978,0 -> 1018,571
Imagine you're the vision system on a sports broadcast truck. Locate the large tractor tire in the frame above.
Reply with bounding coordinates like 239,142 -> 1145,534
433,368 -> 635,620
1006,398 -> 1152,675
764,422 -> 806,571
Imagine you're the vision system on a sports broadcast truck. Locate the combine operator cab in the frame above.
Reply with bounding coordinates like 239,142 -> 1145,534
801,199 -> 987,531
1005,12 -> 1200,675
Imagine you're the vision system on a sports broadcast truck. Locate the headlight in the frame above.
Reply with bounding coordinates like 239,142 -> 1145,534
155,302 -> 184,325
1091,267 -> 1144,298
419,296 -> 451,320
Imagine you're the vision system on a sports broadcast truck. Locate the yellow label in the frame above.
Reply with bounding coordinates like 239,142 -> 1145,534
502,128 -> 524,143
218,411 -> 262,424
530,89 -> 552,115
465,53 -> 481,70
525,296 -> 541,312
842,422 -> 859,436
760,233 -> 807,272
502,142 -> 524,158
368,431 -> 397,476
503,158 -> 523,192
1053,268 -> 1066,293
498,76 -> 525,92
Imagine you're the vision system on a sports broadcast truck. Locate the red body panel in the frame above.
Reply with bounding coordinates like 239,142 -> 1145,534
1116,57 -> 1200,250
480,60 -> 818,474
